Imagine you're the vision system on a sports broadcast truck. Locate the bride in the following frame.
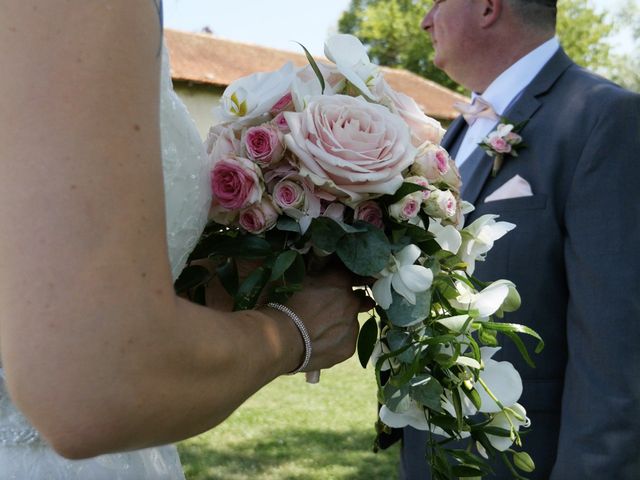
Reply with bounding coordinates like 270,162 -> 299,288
0,1 -> 364,478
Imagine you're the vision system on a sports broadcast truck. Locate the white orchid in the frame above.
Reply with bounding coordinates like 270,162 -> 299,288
474,347 -> 523,413
484,403 -> 530,451
324,34 -> 381,101
371,244 -> 433,310
450,280 -> 515,319
215,62 -> 295,125
290,63 -> 341,112
428,218 -> 462,254
459,214 -> 515,274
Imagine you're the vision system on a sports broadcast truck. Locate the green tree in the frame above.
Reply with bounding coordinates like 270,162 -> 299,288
338,0 -> 617,91
608,0 -> 640,92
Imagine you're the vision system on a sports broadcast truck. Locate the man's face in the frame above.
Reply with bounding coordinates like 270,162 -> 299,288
421,0 -> 478,80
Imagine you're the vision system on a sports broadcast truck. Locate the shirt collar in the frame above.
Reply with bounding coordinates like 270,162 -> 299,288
472,37 -> 560,115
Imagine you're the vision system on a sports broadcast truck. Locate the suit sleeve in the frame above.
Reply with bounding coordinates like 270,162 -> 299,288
552,90 -> 640,479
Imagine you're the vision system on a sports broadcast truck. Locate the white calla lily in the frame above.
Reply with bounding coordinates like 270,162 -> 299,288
215,62 -> 295,125
428,218 -> 462,253
324,34 -> 380,100
485,403 -> 530,451
459,214 -> 515,274
371,245 -> 433,309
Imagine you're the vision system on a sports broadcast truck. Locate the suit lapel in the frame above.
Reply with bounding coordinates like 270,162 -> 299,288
442,116 -> 467,152
461,48 -> 574,205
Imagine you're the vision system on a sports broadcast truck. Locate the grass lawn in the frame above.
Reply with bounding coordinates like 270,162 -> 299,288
177,353 -> 400,479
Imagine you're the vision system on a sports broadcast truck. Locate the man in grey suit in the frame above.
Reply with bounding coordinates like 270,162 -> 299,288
397,0 -> 640,478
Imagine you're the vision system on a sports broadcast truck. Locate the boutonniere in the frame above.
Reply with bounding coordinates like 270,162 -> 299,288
479,121 -> 526,176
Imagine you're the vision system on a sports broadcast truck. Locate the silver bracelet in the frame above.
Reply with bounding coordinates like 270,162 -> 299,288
267,302 -> 312,374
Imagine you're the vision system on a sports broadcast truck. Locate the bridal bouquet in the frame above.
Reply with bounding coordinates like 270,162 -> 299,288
179,34 -> 543,479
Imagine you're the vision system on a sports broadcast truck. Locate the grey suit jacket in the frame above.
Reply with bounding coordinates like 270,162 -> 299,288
401,48 -> 640,479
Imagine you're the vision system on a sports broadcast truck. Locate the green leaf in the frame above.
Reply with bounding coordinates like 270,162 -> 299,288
294,41 -> 325,94
357,316 -> 378,368
233,266 -> 270,311
387,181 -> 428,204
276,216 -> 302,234
478,325 -> 499,346
382,384 -> 412,412
386,289 -> 431,327
336,225 -> 391,276
483,321 -> 545,354
462,385 -> 482,411
409,374 -> 444,412
503,330 -> 537,368
483,426 -> 512,437
174,265 -> 212,294
386,330 -> 413,363
451,465 -> 485,477
310,217 -> 346,253
209,235 -> 273,259
270,250 -> 299,281
216,258 -> 239,297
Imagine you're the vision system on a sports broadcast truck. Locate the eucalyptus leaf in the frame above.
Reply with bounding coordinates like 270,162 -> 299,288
310,217 -> 346,253
233,266 -> 270,310
409,374 -> 444,412
386,289 -> 431,327
357,316 -> 378,368
383,384 -> 412,412
276,216 -> 302,234
270,250 -> 299,281
216,258 -> 239,297
386,330 -> 413,363
208,235 -> 273,259
336,225 -> 391,277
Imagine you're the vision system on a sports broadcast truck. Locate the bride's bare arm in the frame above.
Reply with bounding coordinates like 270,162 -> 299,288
0,0 -> 360,459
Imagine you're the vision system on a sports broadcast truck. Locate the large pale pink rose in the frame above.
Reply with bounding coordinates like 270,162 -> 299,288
284,95 -> 415,203
375,79 -> 445,146
210,156 -> 263,211
243,125 -> 285,167
238,196 -> 279,234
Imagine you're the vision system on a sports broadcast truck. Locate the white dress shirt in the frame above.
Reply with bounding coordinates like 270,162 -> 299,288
455,37 -> 560,166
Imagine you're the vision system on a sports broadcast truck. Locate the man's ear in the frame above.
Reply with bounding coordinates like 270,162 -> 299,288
478,0 -> 503,28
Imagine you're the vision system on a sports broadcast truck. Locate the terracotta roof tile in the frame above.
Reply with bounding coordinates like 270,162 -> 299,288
164,29 -> 466,120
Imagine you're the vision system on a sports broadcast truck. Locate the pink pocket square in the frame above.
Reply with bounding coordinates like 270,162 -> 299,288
484,175 -> 533,202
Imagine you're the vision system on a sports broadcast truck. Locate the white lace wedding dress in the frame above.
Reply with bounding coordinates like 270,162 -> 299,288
0,47 -> 211,479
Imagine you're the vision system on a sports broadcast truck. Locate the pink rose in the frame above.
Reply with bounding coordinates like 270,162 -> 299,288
284,95 -> 415,203
269,92 -> 293,115
273,178 -> 305,210
210,156 -> 263,210
374,79 -> 446,147
423,188 -> 457,220
206,124 -> 241,160
412,143 -> 461,191
243,125 -> 285,167
239,196 -> 279,234
273,112 -> 290,134
405,175 -> 431,200
322,202 -> 346,223
489,137 -> 511,154
505,132 -> 522,144
354,200 -> 384,229
389,193 -> 422,222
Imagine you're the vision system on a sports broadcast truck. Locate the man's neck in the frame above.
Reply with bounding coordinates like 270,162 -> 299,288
465,34 -> 555,93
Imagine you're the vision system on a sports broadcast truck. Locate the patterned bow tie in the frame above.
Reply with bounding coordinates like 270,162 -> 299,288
453,97 -> 499,126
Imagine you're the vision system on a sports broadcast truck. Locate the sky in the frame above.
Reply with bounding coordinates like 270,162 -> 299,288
163,0 -> 636,57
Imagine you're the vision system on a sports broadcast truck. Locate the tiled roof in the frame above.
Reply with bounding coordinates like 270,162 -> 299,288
164,29 -> 466,120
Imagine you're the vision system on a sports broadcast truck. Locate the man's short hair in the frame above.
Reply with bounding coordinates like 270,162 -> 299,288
508,0 -> 557,31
